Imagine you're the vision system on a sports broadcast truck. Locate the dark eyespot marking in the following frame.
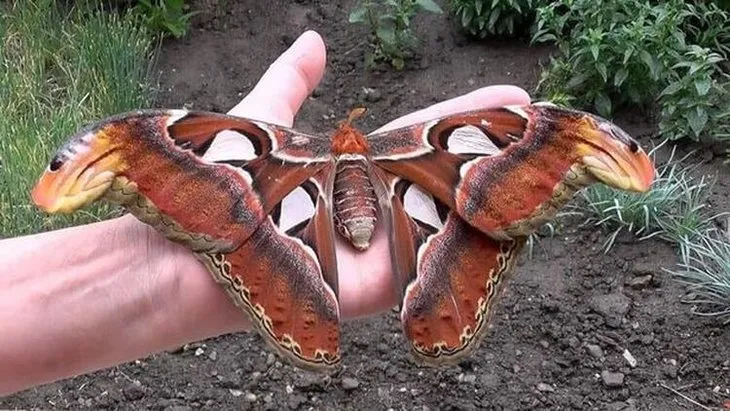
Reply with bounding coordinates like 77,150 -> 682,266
49,155 -> 64,172
601,121 -> 640,153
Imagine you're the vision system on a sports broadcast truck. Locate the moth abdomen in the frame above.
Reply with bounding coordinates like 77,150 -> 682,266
333,156 -> 378,250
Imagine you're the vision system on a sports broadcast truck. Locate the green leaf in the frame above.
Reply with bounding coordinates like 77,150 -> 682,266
566,71 -> 589,89
640,50 -> 660,80
349,6 -> 367,23
415,0 -> 443,14
461,7 -> 474,28
622,47 -> 633,65
590,45 -> 600,61
595,92 -> 612,117
376,25 -> 396,46
488,10 -> 501,30
533,33 -> 557,43
596,63 -> 608,83
695,78 -> 712,96
688,62 -> 703,76
687,107 -> 709,137
614,68 -> 628,87
660,82 -> 684,97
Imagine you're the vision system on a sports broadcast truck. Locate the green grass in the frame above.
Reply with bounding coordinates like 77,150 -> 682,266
575,144 -> 719,251
669,232 -> 730,322
0,0 -> 157,237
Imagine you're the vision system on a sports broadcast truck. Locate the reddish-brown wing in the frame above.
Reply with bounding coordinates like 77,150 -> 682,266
368,104 -> 654,241
370,167 -> 523,364
198,167 -> 341,371
32,110 -> 333,252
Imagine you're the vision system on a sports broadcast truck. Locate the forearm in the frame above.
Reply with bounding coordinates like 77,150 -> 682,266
0,215 -> 247,395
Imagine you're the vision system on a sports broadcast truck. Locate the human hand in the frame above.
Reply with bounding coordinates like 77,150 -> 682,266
157,30 -> 532,332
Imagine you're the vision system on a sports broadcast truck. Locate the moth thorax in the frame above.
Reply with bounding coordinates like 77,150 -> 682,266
333,156 -> 378,251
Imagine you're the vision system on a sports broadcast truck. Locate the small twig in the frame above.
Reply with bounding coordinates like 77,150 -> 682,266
659,383 -> 713,411
343,40 -> 367,56
116,368 -> 138,385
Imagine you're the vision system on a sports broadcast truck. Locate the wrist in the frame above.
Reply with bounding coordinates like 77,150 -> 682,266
114,214 -> 252,339
0,215 -> 248,395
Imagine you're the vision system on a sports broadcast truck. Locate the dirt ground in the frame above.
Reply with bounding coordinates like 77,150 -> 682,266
3,0 -> 729,410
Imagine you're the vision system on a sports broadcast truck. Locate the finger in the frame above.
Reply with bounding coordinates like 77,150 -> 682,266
227,30 -> 326,127
375,85 -> 531,132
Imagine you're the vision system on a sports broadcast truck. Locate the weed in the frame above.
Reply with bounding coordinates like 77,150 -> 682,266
133,0 -> 196,39
449,0 -> 538,39
349,0 -> 442,69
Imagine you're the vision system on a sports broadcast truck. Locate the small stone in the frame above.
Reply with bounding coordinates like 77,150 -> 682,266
631,261 -> 659,276
266,353 -> 276,366
462,374 -> 477,384
123,384 -> 145,401
229,389 -> 243,397
194,347 -> 205,356
591,294 -> 631,328
341,377 -> 360,391
218,374 -> 241,389
288,394 -> 306,409
627,275 -> 653,289
586,344 -> 604,359
568,336 -> 580,348
244,392 -> 257,402
363,87 -> 382,102
208,350 -> 218,361
622,349 -> 637,368
536,382 -> 555,392
539,340 -> 550,349
601,371 -> 625,388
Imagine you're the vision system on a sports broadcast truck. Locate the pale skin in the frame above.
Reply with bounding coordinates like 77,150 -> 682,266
0,30 -> 530,395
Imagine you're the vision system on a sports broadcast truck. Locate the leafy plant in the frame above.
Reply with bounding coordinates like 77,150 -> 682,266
133,0 -> 196,38
449,0 -> 538,38
681,1 -> 730,60
658,46 -> 730,143
669,232 -> 730,322
533,0 -> 687,117
349,0 -> 443,69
